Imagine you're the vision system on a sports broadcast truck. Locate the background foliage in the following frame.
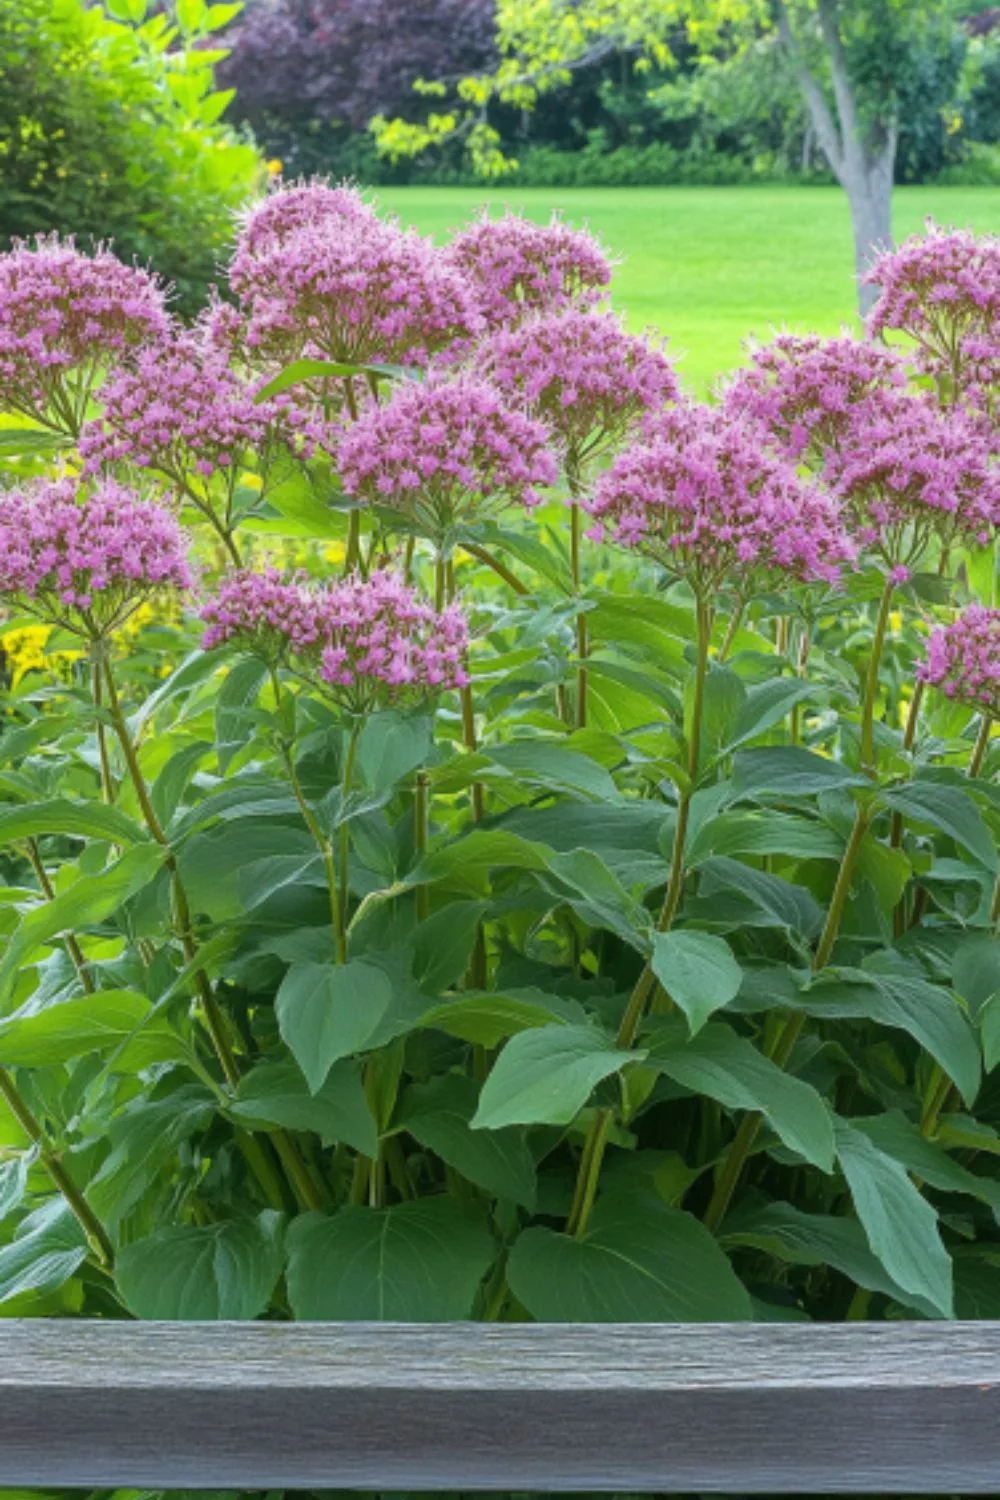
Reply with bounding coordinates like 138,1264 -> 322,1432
0,0 -> 261,315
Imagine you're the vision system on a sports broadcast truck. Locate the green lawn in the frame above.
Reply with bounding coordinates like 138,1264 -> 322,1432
377,185 -> 1000,390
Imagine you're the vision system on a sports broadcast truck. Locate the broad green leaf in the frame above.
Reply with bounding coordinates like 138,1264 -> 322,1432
651,930 -> 743,1034
0,845 -> 165,1007
800,970 -> 980,1106
177,824 -> 324,921
883,781 -> 998,873
0,1207 -> 86,1306
399,1075 -> 536,1208
115,1213 -> 283,1319
507,1191 -> 751,1322
286,1201 -> 495,1320
412,829 -> 554,886
472,1023 -> 642,1130
0,990 -> 190,1071
720,1201 -> 939,1318
724,679 -> 818,752
88,1088 -> 215,1224
419,988 -> 584,1048
688,810 -> 842,865
981,992 -> 1000,1073
952,934 -> 1000,1015
0,429 -> 73,458
254,358 -> 401,401
276,960 -> 392,1093
485,742 -> 622,803
411,903 -> 487,993
648,1020 -> 835,1171
229,1059 -> 377,1155
694,665 -> 746,771
358,711 -> 433,794
854,1111 -> 1000,1216
541,848 -> 653,951
733,746 -> 866,800
835,1120 -> 953,1319
694,856 -> 824,938
0,800 -> 142,847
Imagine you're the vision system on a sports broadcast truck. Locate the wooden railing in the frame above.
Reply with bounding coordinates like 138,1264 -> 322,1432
2,1321 -> 999,1492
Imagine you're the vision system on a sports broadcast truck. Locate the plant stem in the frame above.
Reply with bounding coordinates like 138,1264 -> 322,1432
570,498 -> 589,729
91,660 -> 116,803
0,1065 -> 114,1267
414,772 -> 430,922
860,577 -> 896,772
337,721 -> 362,961
342,378 -> 362,573
702,803 -> 872,1232
462,543 -> 529,596
968,713 -> 992,781
24,839 -> 93,993
717,599 -> 745,664
101,658 -> 323,1212
565,595 -> 712,1237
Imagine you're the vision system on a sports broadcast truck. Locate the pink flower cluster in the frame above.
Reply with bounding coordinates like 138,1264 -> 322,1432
339,375 -> 559,541
477,311 -> 679,470
587,404 -> 853,593
200,569 -> 326,660
0,478 -> 191,638
830,392 -> 1000,566
229,214 -> 482,368
446,211 -> 612,330
867,224 -> 1000,365
235,178 -> 376,260
201,567 -> 468,712
0,237 -> 169,428
78,335 -> 330,491
723,334 -> 907,464
919,604 -> 1000,718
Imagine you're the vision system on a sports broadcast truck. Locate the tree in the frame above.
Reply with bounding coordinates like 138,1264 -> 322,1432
373,0 -> 976,314
0,0 -> 262,316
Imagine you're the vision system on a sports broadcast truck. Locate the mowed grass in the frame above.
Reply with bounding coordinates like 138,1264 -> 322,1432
376,185 -> 1000,390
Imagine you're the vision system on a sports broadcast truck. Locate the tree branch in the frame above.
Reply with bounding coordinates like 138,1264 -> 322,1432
773,0 -> 844,179
816,0 -> 862,160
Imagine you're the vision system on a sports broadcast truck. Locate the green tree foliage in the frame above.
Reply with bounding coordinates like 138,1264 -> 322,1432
0,0 -> 263,315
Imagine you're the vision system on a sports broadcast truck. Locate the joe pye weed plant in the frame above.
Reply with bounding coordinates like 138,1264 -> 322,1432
0,196 -> 998,1327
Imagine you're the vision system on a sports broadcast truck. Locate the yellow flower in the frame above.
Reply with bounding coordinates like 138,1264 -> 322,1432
1,625 -> 83,685
266,158 -> 283,176
323,541 -> 347,565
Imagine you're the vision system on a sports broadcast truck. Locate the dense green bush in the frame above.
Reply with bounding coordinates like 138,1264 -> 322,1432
0,0 -> 263,316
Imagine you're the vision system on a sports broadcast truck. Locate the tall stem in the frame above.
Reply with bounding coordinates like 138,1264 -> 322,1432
570,496 -> 589,729
702,803 -> 872,1232
566,595 -> 712,1237
270,673 -> 342,960
968,713 -> 992,781
0,1065 -> 114,1267
24,839 -> 93,993
91,660 -> 115,804
860,576 -> 896,772
337,722 -> 362,962
414,772 -> 430,923
101,658 -> 323,1212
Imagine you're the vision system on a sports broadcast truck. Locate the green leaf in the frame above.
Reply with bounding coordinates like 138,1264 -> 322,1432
883,781 -> 998,872
88,1088 -> 215,1225
695,665 -> 746,771
0,799 -> 142,847
507,1191 -> 752,1321
0,1157 -> 28,1220
286,1201 -> 495,1320
800,970 -> 980,1107
358,711 -> 433,794
953,934 -> 1000,1016
724,679 -> 818,752
419,988 -> 584,1048
695,857 -> 824,938
648,1020 -> 835,1171
733,746 -> 866,800
254,359 -> 405,401
0,430 -> 73,458
651,930 -> 743,1034
276,960 -> 392,1093
0,845 -> 165,1007
0,990 -> 190,1071
472,1023 -> 642,1130
229,1059 -> 377,1155
115,1213 -> 283,1319
399,1075 -> 536,1208
688,810 -> 842,865
981,992 -> 1000,1073
540,848 -> 653,951
485,742 -> 622,803
0,1207 -> 86,1306
411,903 -> 487,993
834,1119 -> 953,1319
854,1111 -> 1000,1216
720,1201 -> 939,1318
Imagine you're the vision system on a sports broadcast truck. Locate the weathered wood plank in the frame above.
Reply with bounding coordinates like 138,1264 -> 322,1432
1,1321 -> 999,1491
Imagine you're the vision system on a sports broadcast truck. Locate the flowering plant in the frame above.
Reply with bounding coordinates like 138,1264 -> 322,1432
0,204 -> 997,1339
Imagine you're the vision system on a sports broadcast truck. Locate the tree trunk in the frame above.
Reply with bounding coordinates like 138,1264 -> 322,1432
774,0 -> 898,321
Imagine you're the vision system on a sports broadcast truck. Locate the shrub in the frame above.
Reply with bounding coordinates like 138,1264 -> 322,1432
0,0 -> 263,316
0,202 -> 998,1326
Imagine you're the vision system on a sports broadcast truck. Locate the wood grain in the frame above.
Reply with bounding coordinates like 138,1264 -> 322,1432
2,1321 -> 999,1491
